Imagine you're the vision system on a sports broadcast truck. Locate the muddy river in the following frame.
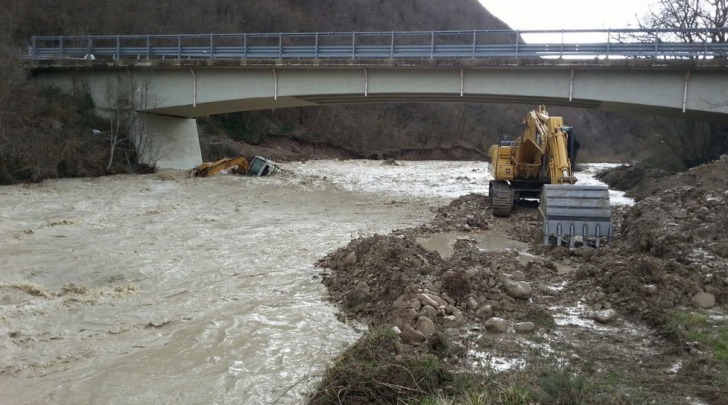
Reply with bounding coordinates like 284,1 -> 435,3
0,160 -> 620,404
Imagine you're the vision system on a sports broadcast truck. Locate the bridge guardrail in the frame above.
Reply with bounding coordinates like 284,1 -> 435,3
25,28 -> 728,61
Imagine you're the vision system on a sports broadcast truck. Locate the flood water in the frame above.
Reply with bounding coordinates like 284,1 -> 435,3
0,160 -> 619,404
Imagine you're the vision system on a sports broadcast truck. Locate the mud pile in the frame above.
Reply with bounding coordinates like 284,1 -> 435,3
318,194 -> 573,360
315,157 -> 728,403
578,156 -> 728,317
621,156 -> 728,261
318,232 -> 562,349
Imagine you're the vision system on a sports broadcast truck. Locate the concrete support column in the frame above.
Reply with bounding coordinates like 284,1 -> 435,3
133,113 -> 203,170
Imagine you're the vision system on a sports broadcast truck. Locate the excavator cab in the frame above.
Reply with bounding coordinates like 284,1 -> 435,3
247,156 -> 277,176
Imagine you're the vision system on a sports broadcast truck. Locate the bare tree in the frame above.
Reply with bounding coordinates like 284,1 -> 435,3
639,0 -> 728,42
102,73 -> 169,171
631,0 -> 728,169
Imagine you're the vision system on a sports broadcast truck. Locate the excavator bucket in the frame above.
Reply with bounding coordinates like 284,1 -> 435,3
539,184 -> 613,248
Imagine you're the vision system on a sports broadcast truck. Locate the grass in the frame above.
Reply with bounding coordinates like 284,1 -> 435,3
407,364 -> 633,405
310,327 -> 634,405
309,327 -> 458,404
665,308 -> 728,363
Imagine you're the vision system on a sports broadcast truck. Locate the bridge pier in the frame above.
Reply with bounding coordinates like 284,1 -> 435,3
133,113 -> 202,170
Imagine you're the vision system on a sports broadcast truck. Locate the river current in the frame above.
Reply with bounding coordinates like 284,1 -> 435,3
0,160 -> 624,404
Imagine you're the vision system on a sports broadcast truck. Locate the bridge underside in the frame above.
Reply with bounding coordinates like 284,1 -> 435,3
34,60 -> 728,168
146,94 -> 728,124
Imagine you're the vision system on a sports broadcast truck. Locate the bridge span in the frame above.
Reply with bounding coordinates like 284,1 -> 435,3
27,29 -> 728,169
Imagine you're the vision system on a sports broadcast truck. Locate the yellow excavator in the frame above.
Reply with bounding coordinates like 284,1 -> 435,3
192,155 -> 277,177
488,105 -> 612,247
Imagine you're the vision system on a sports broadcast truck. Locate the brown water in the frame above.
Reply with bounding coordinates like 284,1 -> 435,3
0,168 -> 436,404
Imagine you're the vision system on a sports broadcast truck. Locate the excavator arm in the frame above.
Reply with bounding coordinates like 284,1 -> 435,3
192,155 -> 277,178
488,105 -> 612,247
192,156 -> 250,177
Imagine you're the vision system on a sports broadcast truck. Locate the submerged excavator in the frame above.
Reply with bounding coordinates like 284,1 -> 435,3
192,155 -> 277,178
488,105 -> 613,247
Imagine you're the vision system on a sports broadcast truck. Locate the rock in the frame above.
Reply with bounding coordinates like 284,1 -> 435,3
403,308 -> 419,322
392,294 -> 408,310
476,305 -> 494,320
593,309 -> 618,324
443,308 -> 465,326
514,322 -> 535,333
593,302 -> 603,311
400,325 -> 426,343
421,305 -> 438,320
416,316 -> 437,337
640,284 -> 658,296
418,293 -> 445,308
510,271 -> 525,281
441,315 -> 462,326
464,268 -> 479,279
344,251 -> 357,266
466,296 -> 479,311
705,285 -> 722,297
410,298 -> 422,311
355,281 -> 369,293
691,291 -> 716,309
391,326 -> 401,335
503,280 -> 533,300
484,317 -> 508,333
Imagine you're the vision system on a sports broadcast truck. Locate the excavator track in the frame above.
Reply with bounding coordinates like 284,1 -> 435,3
489,180 -> 514,217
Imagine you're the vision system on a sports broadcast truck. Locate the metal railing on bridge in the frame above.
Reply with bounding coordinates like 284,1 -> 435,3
25,28 -> 728,61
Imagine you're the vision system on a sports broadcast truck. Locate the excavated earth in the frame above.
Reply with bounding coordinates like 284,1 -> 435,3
315,156 -> 728,404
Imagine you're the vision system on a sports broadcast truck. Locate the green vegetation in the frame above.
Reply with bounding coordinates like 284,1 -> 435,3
309,326 -> 640,405
309,327 -> 457,404
666,309 -> 728,363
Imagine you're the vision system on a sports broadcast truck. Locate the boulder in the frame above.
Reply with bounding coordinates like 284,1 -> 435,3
514,322 -> 535,333
417,293 -> 443,308
484,317 -> 508,333
691,291 -> 716,309
476,305 -> 494,320
441,308 -> 465,326
344,251 -> 357,266
503,280 -> 533,300
593,309 -> 618,324
400,325 -> 426,343
466,296 -> 479,311
416,316 -> 437,337
420,305 -> 438,320
640,284 -> 658,296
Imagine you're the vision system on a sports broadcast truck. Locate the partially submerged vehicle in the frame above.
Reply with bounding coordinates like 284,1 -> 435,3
192,155 -> 277,177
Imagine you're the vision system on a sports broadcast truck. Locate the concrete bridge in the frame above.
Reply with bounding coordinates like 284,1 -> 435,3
27,29 -> 728,169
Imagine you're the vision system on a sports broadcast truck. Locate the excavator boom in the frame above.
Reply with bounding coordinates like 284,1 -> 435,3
192,155 -> 277,178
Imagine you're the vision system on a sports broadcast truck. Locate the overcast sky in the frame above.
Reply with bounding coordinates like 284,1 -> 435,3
477,0 -> 655,30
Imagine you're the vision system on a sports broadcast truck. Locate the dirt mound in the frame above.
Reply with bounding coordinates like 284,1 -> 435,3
619,156 -> 728,262
415,193 -> 493,233
319,231 -> 557,344
595,163 -> 671,197
314,158 -> 728,403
